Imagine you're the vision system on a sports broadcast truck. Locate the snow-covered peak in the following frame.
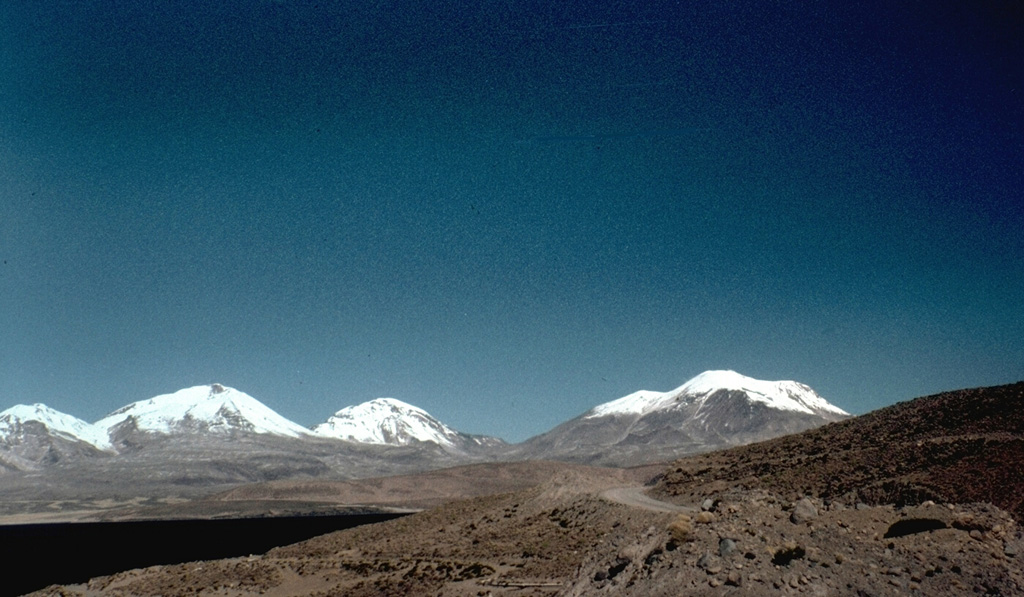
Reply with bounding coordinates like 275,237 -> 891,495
585,390 -> 674,418
585,370 -> 848,419
94,384 -> 312,438
312,397 -> 462,447
0,403 -> 113,451
677,370 -> 848,416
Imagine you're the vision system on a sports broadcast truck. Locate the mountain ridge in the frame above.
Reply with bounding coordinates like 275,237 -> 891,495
0,404 -> 116,473
1,403 -> 114,451
311,397 -> 506,452
515,370 -> 849,466
95,384 -> 314,440
22,380 -> 1024,597
584,370 -> 848,419
0,371 -> 847,475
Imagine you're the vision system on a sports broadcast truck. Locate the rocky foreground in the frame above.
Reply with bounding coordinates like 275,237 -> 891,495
28,382 -> 1024,596
32,481 -> 1022,596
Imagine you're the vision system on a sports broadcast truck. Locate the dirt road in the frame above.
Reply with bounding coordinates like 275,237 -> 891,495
599,486 -> 696,514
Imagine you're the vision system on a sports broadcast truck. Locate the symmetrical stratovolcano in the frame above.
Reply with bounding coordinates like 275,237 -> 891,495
514,369 -> 849,465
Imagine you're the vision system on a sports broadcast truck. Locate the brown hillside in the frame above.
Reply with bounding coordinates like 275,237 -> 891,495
653,381 -> 1024,521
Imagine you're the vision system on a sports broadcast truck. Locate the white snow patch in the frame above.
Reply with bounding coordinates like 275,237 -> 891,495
94,385 -> 312,438
677,370 -> 849,416
584,390 -> 673,418
312,398 -> 461,446
0,403 -> 114,451
585,370 -> 848,419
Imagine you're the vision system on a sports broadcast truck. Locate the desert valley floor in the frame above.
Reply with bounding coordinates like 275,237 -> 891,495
14,382 -> 1024,596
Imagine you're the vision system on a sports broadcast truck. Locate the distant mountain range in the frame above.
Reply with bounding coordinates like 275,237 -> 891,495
0,371 -> 848,483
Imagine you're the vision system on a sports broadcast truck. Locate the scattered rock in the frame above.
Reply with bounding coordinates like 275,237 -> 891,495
804,546 -> 822,563
772,542 -> 806,566
696,551 -> 715,571
791,498 -> 818,524
719,537 -> 738,558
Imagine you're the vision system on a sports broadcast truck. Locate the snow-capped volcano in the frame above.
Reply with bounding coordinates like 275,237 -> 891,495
312,398 -> 465,447
586,370 -> 848,419
0,404 -> 113,452
95,384 -> 312,438
519,370 -> 849,466
0,404 -> 114,471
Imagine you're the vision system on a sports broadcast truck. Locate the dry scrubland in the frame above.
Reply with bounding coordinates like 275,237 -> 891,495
30,382 -> 1024,596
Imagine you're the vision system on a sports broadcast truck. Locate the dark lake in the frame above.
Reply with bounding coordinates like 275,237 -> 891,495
1,512 -> 407,596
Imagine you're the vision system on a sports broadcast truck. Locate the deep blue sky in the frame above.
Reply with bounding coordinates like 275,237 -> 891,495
2,0 -> 1022,441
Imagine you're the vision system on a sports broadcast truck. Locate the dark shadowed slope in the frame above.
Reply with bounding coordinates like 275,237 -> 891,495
653,381 -> 1024,521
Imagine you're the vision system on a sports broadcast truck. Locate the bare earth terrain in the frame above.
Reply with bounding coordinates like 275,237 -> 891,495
27,382 -> 1024,596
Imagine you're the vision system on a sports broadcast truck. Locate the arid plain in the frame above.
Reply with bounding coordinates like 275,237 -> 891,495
25,382 -> 1024,596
